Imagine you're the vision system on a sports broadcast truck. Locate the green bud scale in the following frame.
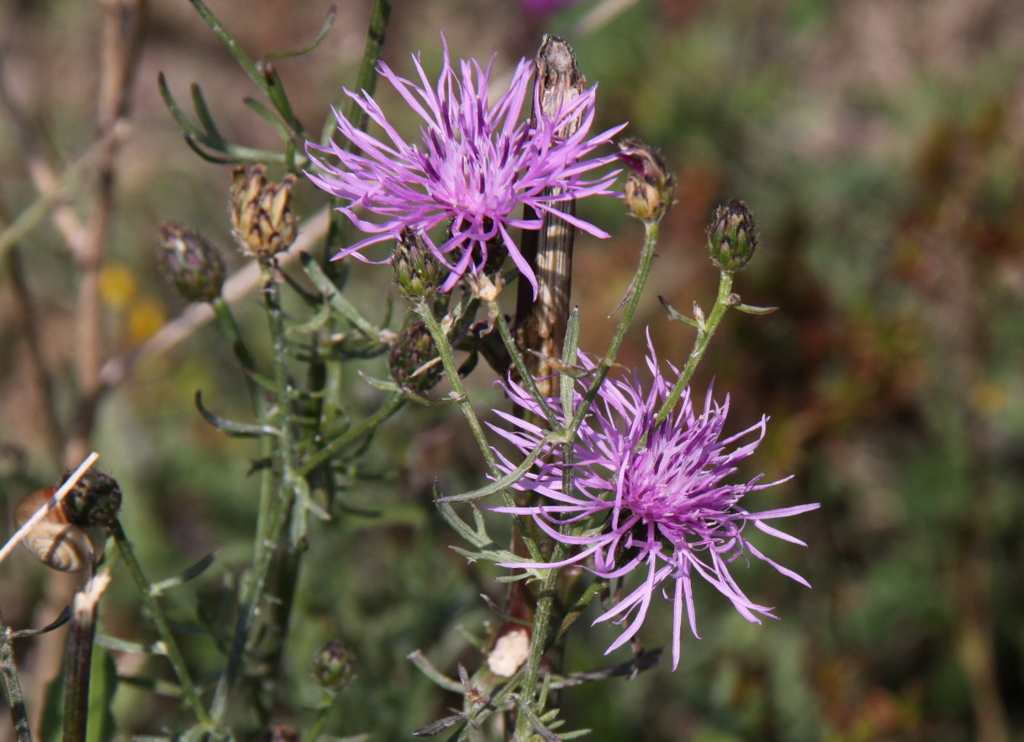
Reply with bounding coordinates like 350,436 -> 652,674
707,200 -> 758,272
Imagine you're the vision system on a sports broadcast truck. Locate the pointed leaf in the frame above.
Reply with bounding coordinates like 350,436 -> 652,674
195,391 -> 280,437
658,296 -> 699,327
266,5 -> 337,59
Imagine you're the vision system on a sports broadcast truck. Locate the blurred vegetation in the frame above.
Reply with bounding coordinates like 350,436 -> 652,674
1,0 -> 1024,740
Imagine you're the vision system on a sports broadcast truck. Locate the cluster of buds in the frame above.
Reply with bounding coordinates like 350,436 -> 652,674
312,640 -> 355,692
229,165 -> 298,260
158,221 -> 226,303
388,320 -> 443,393
707,199 -> 758,272
392,228 -> 446,301
617,138 -> 676,223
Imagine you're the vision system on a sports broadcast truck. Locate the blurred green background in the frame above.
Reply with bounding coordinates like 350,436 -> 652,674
2,0 -> 1024,740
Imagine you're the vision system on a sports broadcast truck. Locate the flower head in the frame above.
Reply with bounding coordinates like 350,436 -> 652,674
489,335 -> 819,669
305,37 -> 624,295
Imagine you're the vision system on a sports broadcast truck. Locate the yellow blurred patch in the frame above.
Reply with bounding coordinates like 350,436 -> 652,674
99,263 -> 137,309
128,298 -> 166,343
969,381 -> 1006,415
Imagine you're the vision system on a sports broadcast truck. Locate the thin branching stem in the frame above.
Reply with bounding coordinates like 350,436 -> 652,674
655,270 -> 734,425
490,304 -> 560,429
110,521 -> 212,727
513,217 -> 663,739
416,303 -> 498,472
569,219 -> 661,438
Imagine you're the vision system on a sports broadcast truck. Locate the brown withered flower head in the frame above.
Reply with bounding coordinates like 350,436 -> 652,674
158,221 -> 226,303
617,138 -> 676,223
62,468 -> 122,529
388,319 -> 443,393
229,165 -> 298,260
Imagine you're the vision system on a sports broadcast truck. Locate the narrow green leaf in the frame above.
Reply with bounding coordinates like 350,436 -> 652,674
561,307 -> 580,414
189,83 -> 225,141
266,5 -> 337,59
148,552 -> 218,597
158,73 -> 206,139
658,295 -> 699,327
86,648 -> 117,742
406,651 -> 463,694
195,391 -> 280,437
243,96 -> 294,142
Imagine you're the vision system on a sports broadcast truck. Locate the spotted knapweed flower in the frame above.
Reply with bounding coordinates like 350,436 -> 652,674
490,336 -> 819,669
305,37 -> 624,295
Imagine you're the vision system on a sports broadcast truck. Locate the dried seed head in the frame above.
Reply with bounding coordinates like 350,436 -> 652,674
229,165 -> 298,260
392,229 -> 446,301
312,640 -> 355,691
388,320 -> 442,393
618,138 -> 676,223
158,221 -> 226,303
62,468 -> 122,529
707,200 -> 758,272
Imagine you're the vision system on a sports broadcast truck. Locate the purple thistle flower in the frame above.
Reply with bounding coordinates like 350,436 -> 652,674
305,36 -> 625,295
489,335 -> 820,669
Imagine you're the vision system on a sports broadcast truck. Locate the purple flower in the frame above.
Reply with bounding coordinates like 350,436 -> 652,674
490,336 -> 819,669
305,37 -> 624,295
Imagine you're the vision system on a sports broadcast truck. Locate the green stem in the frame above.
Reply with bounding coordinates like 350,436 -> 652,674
293,392 -> 405,478
655,270 -> 733,426
209,294 -> 277,651
306,698 -> 334,742
212,263 -> 301,723
188,0 -> 267,98
569,219 -> 661,439
322,0 -> 394,148
416,304 -> 498,472
513,219 -> 663,739
321,0 -> 394,256
490,304 -> 560,429
111,521 -> 212,727
210,296 -> 258,400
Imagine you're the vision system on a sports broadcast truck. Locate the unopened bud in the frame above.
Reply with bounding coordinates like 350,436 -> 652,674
707,200 -> 757,272
312,640 -> 355,691
158,222 -> 225,303
388,320 -> 442,393
229,165 -> 298,260
393,229 -> 445,300
618,138 -> 676,223
62,468 -> 122,529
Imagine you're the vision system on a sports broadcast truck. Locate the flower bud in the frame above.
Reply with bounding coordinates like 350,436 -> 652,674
62,468 -> 122,529
158,221 -> 226,303
388,320 -> 442,393
312,640 -> 355,691
229,165 -> 298,260
617,138 -> 676,223
393,229 -> 445,300
707,200 -> 758,272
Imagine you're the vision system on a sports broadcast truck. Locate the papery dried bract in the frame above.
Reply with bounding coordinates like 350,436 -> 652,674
229,165 -> 298,260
